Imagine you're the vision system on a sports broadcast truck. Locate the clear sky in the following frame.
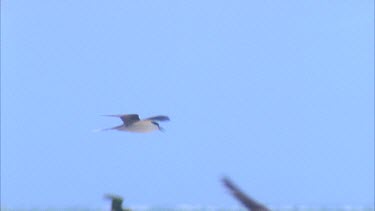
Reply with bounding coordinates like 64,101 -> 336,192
1,0 -> 374,209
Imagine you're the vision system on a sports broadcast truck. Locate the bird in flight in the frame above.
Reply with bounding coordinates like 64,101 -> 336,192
222,177 -> 271,211
99,114 -> 170,133
104,194 -> 131,211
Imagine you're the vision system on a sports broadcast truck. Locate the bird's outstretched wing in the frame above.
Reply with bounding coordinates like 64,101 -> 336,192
145,115 -> 170,121
105,114 -> 140,126
222,177 -> 270,211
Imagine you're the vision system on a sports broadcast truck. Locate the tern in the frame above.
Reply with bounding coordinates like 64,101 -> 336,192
222,177 -> 270,211
100,114 -> 170,133
104,194 -> 131,211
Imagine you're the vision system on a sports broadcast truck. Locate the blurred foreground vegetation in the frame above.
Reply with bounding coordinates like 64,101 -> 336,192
1,207 -> 375,211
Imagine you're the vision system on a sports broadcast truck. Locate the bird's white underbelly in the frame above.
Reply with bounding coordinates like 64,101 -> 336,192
118,121 -> 158,133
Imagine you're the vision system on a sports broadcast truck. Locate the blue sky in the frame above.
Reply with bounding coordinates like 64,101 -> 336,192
1,0 -> 374,209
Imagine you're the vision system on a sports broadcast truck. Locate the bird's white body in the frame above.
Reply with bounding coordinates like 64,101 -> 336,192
98,114 -> 169,133
115,120 -> 159,133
